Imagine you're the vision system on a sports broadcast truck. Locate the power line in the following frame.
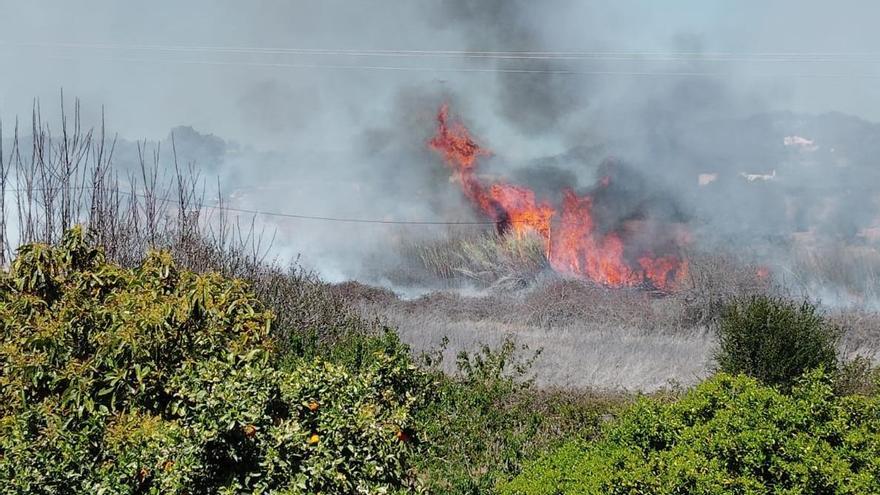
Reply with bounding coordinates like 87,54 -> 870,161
6,41 -> 880,63
4,52 -> 880,80
0,184 -> 652,229
159,196 -> 499,226
1,185 -> 499,226
4,179 -> 878,231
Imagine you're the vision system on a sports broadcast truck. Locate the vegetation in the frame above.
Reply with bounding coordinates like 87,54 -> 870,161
502,370 -> 880,495
0,228 -> 628,494
392,230 -> 549,290
0,228 -> 433,493
414,339 -> 631,493
714,296 -> 841,391
792,241 -> 880,305
4,220 -> 880,495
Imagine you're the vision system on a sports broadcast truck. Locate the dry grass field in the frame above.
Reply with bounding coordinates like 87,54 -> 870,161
336,247 -> 880,391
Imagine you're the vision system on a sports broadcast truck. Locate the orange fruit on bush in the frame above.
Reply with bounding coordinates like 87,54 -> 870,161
395,430 -> 410,443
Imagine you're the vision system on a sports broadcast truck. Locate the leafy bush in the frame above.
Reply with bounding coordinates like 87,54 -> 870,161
502,370 -> 880,494
714,295 -> 840,391
414,338 -> 629,494
0,228 -> 433,494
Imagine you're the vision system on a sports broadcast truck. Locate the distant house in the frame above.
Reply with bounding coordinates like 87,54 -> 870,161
783,135 -> 818,152
740,170 -> 776,182
698,173 -> 718,186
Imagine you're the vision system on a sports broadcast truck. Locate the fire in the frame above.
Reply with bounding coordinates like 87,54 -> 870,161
552,189 -> 636,286
755,266 -> 770,280
429,105 -> 688,290
430,105 -> 555,240
489,184 -> 555,241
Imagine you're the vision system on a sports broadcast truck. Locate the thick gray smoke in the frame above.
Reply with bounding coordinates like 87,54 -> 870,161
2,1 -> 880,300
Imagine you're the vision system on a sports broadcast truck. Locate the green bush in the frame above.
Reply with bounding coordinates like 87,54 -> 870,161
414,338 -> 629,494
714,295 -> 840,391
0,228 -> 433,494
502,370 -> 880,495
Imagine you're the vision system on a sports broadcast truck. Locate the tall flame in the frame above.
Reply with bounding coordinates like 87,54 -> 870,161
429,104 -> 688,290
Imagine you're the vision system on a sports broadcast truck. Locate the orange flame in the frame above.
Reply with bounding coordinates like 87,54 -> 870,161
429,105 -> 688,290
429,104 -> 555,239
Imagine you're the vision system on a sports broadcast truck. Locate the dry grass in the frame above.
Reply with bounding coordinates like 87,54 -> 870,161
376,307 -> 712,391
831,308 -> 880,362
391,229 -> 550,290
336,278 -> 716,391
338,256 -> 880,391
789,241 -> 880,306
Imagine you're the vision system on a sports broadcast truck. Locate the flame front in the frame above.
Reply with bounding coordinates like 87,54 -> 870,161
429,105 -> 688,290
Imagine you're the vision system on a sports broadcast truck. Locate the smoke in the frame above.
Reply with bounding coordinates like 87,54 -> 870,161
3,1 -> 880,299
427,0 -> 592,135
237,80 -> 319,136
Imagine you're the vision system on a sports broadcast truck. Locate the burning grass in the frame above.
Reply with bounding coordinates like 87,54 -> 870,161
428,104 -> 688,290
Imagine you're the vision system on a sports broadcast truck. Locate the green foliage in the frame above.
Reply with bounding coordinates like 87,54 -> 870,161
0,227 -> 433,494
502,370 -> 880,495
714,295 -> 840,391
414,338 -> 628,494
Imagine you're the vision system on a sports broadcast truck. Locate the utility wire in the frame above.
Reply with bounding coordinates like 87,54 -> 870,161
4,52 -> 880,80
4,177 -> 876,230
0,184 -> 647,228
1,185 -> 500,226
6,40 -> 880,63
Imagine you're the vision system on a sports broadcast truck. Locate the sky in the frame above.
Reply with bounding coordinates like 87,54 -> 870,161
2,1 -> 880,284
2,1 -> 880,144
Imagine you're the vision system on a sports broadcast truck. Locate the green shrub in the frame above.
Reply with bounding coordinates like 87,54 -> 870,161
502,370 -> 880,495
414,338 -> 629,494
714,295 -> 840,391
0,227 -> 433,494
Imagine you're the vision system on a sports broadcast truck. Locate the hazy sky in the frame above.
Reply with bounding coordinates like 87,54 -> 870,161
2,1 -> 880,146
